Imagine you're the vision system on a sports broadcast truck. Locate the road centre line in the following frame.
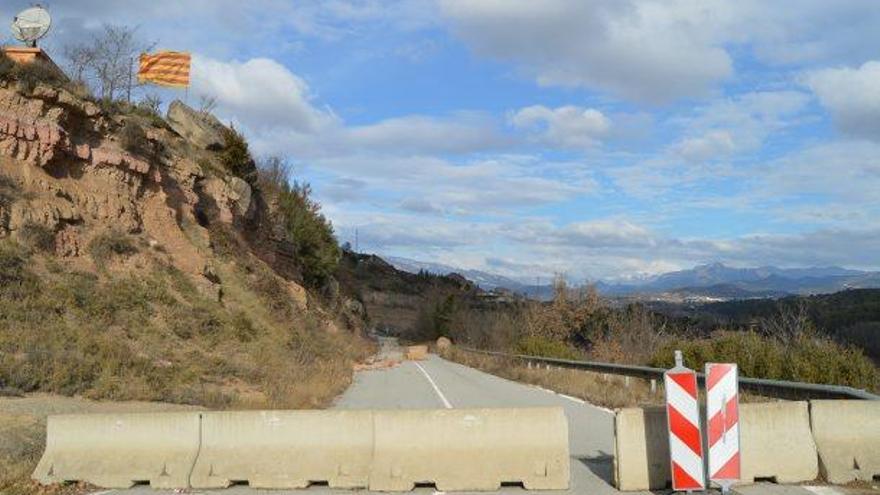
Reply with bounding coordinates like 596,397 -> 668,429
414,361 -> 453,409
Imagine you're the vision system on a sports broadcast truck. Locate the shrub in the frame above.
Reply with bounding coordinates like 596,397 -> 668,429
0,241 -> 28,287
0,51 -> 14,80
219,126 -> 257,183
414,293 -> 458,340
87,229 -> 138,263
10,61 -> 66,93
0,175 -> 19,208
650,331 -> 879,391
515,335 -> 580,360
119,119 -> 149,155
17,222 -> 55,252
275,181 -> 340,286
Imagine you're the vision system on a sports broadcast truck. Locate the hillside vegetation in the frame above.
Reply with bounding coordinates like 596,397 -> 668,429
678,289 -> 880,361
0,51 -> 370,492
430,278 -> 879,392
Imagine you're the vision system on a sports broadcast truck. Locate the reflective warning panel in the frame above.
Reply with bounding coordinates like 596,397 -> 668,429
664,365 -> 705,491
706,363 -> 741,487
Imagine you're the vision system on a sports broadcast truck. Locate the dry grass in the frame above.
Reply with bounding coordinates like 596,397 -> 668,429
0,241 -> 373,493
443,347 -> 662,409
0,395 -> 199,494
443,347 -> 774,409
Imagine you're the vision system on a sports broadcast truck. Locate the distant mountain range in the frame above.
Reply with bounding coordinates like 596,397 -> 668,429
383,256 -> 529,291
597,262 -> 880,298
385,257 -> 880,301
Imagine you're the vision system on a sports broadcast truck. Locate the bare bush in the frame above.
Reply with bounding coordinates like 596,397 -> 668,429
199,95 -> 218,115
64,24 -> 156,101
759,300 -> 815,342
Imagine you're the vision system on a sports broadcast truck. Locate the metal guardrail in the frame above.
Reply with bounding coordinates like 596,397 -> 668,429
459,347 -> 880,401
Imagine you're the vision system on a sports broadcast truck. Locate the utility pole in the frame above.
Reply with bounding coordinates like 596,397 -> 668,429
355,228 -> 359,253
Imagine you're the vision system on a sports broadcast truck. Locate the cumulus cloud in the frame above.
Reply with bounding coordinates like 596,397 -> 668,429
192,56 -> 338,133
805,61 -> 880,141
757,140 -> 880,204
439,0 -> 733,103
510,105 -> 610,148
439,0 -> 880,104
669,90 -> 811,162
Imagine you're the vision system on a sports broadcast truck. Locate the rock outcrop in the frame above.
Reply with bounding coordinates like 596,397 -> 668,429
0,83 -> 259,282
166,100 -> 226,150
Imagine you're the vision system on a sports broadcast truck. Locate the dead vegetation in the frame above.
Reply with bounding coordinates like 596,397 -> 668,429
0,35 -> 373,495
442,347 -> 773,409
442,347 -> 661,409
0,237 -> 372,493
0,396 -> 198,495
0,239 -> 371,409
433,276 -> 878,392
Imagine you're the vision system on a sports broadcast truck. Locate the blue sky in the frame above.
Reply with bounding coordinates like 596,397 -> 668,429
15,0 -> 880,281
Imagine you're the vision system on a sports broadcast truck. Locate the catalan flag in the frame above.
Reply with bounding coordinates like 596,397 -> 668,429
138,51 -> 191,88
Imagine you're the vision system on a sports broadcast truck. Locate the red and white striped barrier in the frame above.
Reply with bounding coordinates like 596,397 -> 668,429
664,351 -> 705,491
706,363 -> 740,490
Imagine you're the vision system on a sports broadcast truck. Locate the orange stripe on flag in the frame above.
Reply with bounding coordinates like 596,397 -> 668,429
138,51 -> 191,87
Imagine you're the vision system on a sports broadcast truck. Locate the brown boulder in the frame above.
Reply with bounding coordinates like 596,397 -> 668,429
436,336 -> 452,351
166,100 -> 227,150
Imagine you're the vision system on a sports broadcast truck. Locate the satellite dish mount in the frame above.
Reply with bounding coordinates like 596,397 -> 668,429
11,5 -> 52,48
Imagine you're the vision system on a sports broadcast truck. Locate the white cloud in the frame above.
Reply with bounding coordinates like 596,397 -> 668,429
805,61 -> 880,141
342,113 -> 507,154
667,91 -> 811,163
758,140 -> 880,204
311,154 -> 596,215
510,105 -> 610,148
438,0 -> 734,103
675,131 -> 736,162
192,56 -> 338,133
439,0 -> 880,104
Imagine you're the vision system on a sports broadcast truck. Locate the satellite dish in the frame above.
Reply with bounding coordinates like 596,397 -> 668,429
11,6 -> 51,47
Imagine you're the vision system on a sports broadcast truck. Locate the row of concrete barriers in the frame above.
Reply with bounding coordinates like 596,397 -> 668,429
33,407 -> 570,491
614,400 -> 880,490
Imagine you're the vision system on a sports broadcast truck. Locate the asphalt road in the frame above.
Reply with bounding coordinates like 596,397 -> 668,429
334,352 -> 618,495
103,340 -> 870,495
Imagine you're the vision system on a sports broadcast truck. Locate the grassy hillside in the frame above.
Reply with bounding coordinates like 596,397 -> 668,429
0,53 -> 371,493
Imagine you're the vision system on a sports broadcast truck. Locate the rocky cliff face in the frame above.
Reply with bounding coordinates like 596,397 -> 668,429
0,79 -> 306,306
0,75 -> 374,418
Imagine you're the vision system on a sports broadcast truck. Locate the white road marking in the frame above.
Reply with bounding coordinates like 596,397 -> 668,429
558,393 -> 586,404
414,361 -> 453,409
530,383 -> 615,414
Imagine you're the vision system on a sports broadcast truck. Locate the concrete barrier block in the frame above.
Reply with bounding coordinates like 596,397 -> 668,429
613,402 -> 818,491
613,407 -> 669,491
811,400 -> 880,484
371,407 -> 569,491
740,401 -> 818,483
190,410 -> 374,489
32,412 -> 201,488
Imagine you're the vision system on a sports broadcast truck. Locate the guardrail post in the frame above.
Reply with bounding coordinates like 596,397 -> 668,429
650,379 -> 657,394
625,376 -> 630,388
